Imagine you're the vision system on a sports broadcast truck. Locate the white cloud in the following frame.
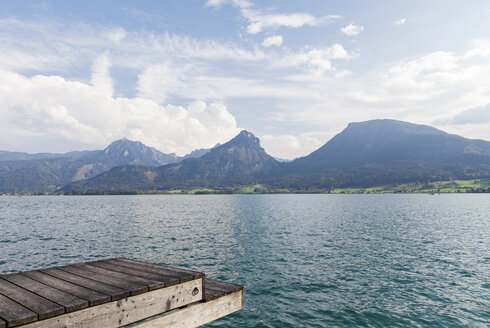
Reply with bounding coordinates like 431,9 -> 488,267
205,0 -> 228,7
90,53 -> 113,96
262,35 -> 283,47
205,0 -> 339,34
447,103 -> 490,125
3,17 -> 490,158
260,134 -> 325,159
136,63 -> 191,104
0,69 -> 240,155
106,27 -> 127,43
135,68 -> 319,102
242,9 -> 340,34
341,24 -> 364,36
385,51 -> 459,89
144,33 -> 267,62
394,18 -> 407,25
205,0 -> 252,8
0,18 -> 268,74
335,70 -> 354,78
461,39 -> 490,60
277,44 -> 351,75
272,42 -> 490,144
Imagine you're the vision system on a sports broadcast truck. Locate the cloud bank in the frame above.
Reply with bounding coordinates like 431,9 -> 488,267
1,12 -> 490,159
0,68 -> 240,155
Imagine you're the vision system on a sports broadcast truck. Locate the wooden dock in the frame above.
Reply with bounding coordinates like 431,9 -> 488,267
0,258 -> 244,327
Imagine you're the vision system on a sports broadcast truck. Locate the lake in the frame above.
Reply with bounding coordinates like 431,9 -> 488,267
1,194 -> 489,327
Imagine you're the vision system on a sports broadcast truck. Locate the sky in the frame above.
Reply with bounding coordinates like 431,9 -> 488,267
1,0 -> 490,159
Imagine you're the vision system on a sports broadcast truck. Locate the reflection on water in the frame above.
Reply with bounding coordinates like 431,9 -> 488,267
1,194 -> 489,327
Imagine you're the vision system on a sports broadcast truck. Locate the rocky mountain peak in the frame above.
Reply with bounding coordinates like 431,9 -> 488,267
224,130 -> 261,148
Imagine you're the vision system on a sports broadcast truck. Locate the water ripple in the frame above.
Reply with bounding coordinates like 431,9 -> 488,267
0,194 -> 489,327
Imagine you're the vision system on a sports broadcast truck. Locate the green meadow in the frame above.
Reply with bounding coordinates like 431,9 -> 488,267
179,179 -> 490,194
331,179 -> 490,194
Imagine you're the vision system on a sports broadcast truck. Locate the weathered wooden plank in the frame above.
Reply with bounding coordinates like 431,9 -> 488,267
58,265 -> 148,296
88,261 -> 179,287
104,258 -> 206,301
116,258 -> 204,279
20,278 -> 203,328
104,258 -> 196,283
130,289 -> 244,328
2,273 -> 88,313
21,271 -> 111,306
40,268 -> 129,300
204,287 -> 234,301
206,279 -> 243,295
0,293 -> 38,327
202,288 -> 220,301
72,263 -> 165,291
0,278 -> 64,320
0,317 -> 5,328
203,285 -> 230,301
203,279 -> 244,301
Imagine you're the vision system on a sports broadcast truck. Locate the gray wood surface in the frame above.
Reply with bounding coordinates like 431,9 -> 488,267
0,293 -> 37,327
89,261 -> 180,287
0,278 -> 64,320
39,268 -> 130,300
2,273 -> 88,313
116,258 -> 204,279
206,278 -> 243,293
0,258 -> 209,327
204,278 -> 244,301
21,271 -> 111,306
131,288 -> 243,328
72,263 -> 165,291
19,278 -> 204,328
106,258 -> 196,283
58,265 -> 148,296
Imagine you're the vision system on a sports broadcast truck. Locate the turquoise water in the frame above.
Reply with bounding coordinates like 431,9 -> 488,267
1,194 -> 489,327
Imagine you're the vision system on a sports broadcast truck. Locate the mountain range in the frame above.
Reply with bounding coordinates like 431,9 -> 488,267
2,119 -> 490,193
62,130 -> 279,192
0,139 -> 205,192
268,120 -> 490,189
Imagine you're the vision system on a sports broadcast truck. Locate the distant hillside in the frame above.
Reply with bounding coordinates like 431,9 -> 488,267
3,120 -> 490,193
0,158 -> 77,193
0,139 -> 182,192
61,131 -> 279,192
272,119 -> 490,188
79,138 -> 180,171
0,150 -> 96,161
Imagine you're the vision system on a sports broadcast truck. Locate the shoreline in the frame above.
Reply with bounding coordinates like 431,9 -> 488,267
3,190 -> 490,196
3,179 -> 489,196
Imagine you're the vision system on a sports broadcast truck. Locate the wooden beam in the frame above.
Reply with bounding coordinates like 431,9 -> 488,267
0,278 -> 64,320
39,268 -> 130,300
71,263 -> 165,291
87,262 -> 179,287
129,289 -> 244,328
57,265 -> 148,296
19,278 -> 203,328
103,259 -> 194,283
21,271 -> 111,306
2,273 -> 89,313
0,293 -> 37,327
